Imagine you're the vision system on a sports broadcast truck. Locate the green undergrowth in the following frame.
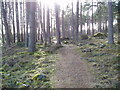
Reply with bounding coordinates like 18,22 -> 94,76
77,37 -> 120,88
1,44 -> 58,88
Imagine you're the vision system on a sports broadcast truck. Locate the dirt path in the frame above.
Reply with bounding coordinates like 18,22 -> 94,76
52,45 -> 94,88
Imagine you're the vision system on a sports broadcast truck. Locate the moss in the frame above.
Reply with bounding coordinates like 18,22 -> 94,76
33,53 -> 41,58
32,74 -> 40,80
94,32 -> 107,39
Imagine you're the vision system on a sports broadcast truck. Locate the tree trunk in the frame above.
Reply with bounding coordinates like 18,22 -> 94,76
118,1 -> 120,44
12,2 -> 16,43
98,3 -> 102,32
2,2 -> 11,47
20,2 -> 24,42
80,2 -> 82,35
71,2 -> 75,41
43,5 -> 47,46
25,2 -> 30,47
108,2 -> 114,44
47,7 -> 51,44
55,3 -> 61,45
92,1 -> 94,35
1,16 -> 4,45
16,1 -> 20,42
28,2 -> 36,52
62,10 -> 65,38
76,0 -> 79,42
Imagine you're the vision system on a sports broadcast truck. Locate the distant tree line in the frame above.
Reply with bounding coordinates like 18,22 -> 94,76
0,0 -> 119,52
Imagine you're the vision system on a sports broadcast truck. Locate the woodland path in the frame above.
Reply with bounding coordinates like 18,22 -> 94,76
52,45 -> 94,88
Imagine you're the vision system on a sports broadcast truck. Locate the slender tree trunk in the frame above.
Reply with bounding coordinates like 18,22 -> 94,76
28,2 -> 36,52
55,3 -> 61,45
80,2 -> 82,35
47,6 -> 51,44
12,2 -> 16,43
43,5 -> 47,46
25,2 -> 30,47
105,18 -> 108,34
2,2 -> 11,47
108,2 -> 114,44
62,10 -> 65,38
118,1 -> 120,44
92,1 -> 94,35
50,10 -> 53,38
71,2 -> 75,41
1,16 -> 4,45
76,0 -> 79,42
23,2 -> 26,42
20,2 -> 24,42
16,1 -> 20,42
98,4 -> 102,32
39,2 -> 44,44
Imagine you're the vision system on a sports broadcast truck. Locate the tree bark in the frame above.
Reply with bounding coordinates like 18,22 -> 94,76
43,5 -> 47,46
55,3 -> 61,45
92,1 -> 94,35
2,2 -> 11,47
108,2 -> 114,44
62,10 -> 65,38
15,1 -> 20,42
118,1 -> 120,44
12,2 -> 16,43
28,2 -> 36,52
47,6 -> 51,44
80,2 -> 82,35
25,2 -> 30,47
76,0 -> 79,42
71,2 -> 75,40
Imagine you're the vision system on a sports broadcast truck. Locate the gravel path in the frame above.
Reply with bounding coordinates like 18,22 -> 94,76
52,45 -> 94,88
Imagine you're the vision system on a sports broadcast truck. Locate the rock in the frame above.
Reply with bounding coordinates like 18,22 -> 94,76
99,44 -> 106,48
92,63 -> 98,67
94,32 -> 107,39
82,48 -> 92,52
22,84 -> 29,87
87,59 -> 96,62
63,41 -> 69,44
89,43 -> 97,46
37,75 -> 46,80
77,43 -> 85,46
101,75 -> 108,80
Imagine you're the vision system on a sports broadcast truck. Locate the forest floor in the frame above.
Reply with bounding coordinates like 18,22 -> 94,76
1,35 -> 120,88
51,45 -> 94,88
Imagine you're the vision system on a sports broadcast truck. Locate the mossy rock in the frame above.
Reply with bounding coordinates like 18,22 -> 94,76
32,74 -> 47,81
63,41 -> 69,44
80,34 -> 89,40
94,32 -> 107,38
92,62 -> 98,67
101,75 -> 109,80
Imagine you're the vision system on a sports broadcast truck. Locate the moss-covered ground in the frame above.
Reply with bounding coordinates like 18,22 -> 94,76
77,37 -> 120,88
1,44 -> 59,88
